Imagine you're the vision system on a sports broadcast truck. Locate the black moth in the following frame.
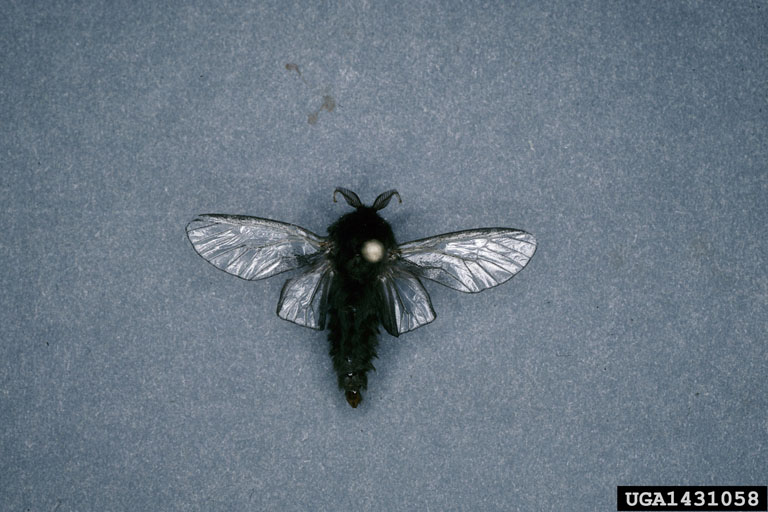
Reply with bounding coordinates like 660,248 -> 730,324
186,188 -> 537,408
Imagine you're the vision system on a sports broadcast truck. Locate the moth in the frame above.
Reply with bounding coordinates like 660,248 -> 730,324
186,188 -> 537,408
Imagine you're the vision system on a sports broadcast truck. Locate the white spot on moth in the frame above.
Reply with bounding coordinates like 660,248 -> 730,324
361,239 -> 384,263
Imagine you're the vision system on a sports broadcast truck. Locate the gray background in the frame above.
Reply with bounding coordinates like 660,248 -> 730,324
2,1 -> 766,510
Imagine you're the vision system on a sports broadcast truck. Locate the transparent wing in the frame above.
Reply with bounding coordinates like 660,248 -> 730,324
186,214 -> 326,281
277,260 -> 334,330
379,266 -> 436,337
398,228 -> 537,293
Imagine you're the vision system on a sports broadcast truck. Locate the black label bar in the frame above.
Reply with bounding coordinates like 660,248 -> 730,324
617,486 -> 767,511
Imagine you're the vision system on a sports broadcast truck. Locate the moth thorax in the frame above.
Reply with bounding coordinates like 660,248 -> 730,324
361,239 -> 385,263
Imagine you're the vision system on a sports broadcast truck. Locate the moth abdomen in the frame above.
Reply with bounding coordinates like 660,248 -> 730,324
327,276 -> 382,408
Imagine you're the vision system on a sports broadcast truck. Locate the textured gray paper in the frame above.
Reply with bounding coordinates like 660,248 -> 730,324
2,1 -> 766,511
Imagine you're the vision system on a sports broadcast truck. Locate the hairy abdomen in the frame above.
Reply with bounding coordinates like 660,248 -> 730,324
327,276 -> 380,408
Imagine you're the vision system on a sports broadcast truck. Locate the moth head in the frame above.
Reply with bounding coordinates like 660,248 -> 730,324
329,188 -> 400,277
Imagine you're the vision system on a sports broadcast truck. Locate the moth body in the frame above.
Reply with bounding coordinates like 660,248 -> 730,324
325,205 -> 398,407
